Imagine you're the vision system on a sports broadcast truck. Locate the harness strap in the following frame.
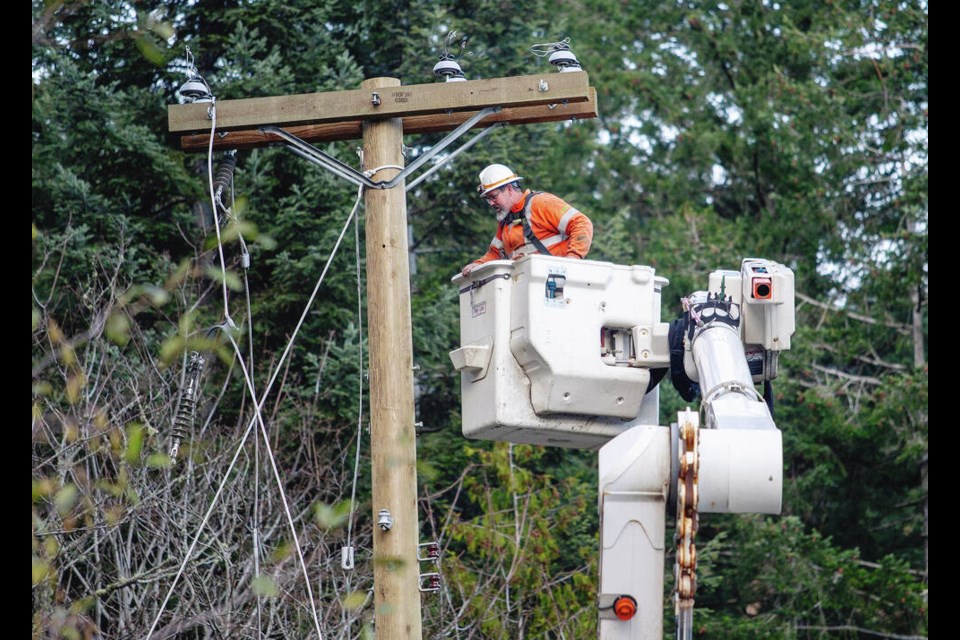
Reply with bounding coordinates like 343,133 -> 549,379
521,191 -> 552,255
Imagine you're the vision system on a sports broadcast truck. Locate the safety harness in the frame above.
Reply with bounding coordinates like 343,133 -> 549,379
499,191 -> 553,257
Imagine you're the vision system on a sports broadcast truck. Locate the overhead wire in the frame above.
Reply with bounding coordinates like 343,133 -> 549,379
225,189 -> 366,640
199,98 -> 327,639
151,93 -> 377,640
343,179 -> 366,574
529,37 -> 572,58
229,164 -> 265,637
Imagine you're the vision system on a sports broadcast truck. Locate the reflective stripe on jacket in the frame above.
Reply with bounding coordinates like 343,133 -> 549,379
472,190 -> 593,266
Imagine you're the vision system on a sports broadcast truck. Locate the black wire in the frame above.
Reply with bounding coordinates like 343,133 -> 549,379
763,380 -> 774,418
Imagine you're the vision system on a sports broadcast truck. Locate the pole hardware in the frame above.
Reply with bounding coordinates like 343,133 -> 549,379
417,542 -> 441,563
377,508 -> 394,531
261,106 -> 502,191
418,572 -> 441,593
341,546 -> 355,570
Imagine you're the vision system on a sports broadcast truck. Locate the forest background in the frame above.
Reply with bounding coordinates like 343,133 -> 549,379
32,1 -> 928,638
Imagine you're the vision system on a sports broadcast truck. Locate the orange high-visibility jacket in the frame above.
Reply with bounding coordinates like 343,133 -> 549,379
470,189 -> 593,267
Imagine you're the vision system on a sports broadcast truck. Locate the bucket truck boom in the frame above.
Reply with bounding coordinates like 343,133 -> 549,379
450,255 -> 796,639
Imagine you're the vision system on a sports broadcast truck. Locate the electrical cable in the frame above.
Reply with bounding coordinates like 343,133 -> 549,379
529,37 -> 572,57
150,94 -> 372,640
344,181 -> 366,569
230,164 -> 264,636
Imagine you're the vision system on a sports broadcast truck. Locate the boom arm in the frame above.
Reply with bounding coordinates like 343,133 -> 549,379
598,258 -> 794,639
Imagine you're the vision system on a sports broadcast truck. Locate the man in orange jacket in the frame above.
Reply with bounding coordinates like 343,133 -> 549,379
460,163 -> 594,277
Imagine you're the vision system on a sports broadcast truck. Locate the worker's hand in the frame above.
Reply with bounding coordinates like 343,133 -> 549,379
461,262 -> 478,277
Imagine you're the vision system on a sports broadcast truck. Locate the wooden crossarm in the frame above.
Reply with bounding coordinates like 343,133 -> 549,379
168,72 -> 592,135
176,88 -> 598,152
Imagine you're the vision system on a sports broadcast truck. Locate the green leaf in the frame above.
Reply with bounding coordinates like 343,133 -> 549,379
203,265 -> 243,292
341,590 -> 368,610
313,500 -> 351,529
146,452 -> 174,468
134,33 -> 167,66
32,556 -> 51,586
105,311 -> 131,346
142,285 -> 171,306
159,335 -> 186,365
124,423 -> 144,465
252,575 -> 279,597
54,483 -> 78,515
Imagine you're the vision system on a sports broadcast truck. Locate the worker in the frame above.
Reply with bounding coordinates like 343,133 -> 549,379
460,163 -> 594,277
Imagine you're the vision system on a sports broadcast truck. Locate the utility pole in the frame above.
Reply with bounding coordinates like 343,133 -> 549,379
168,70 -> 597,639
360,76 -> 421,638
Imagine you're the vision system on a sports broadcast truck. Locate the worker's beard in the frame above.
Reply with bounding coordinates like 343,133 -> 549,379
495,205 -> 512,222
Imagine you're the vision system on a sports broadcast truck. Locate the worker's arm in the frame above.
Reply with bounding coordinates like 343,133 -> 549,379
461,232 -> 505,276
534,192 -> 593,259
563,212 -> 593,258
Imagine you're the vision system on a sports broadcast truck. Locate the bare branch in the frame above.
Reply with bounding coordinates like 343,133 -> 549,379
811,363 -> 883,386
797,292 -> 912,336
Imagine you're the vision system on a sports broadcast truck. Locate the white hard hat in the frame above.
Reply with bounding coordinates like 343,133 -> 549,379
477,163 -> 522,196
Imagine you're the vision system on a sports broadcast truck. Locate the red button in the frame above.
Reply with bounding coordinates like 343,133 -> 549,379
614,595 -> 637,621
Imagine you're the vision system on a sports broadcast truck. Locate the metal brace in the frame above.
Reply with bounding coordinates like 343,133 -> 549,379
261,106 -> 503,191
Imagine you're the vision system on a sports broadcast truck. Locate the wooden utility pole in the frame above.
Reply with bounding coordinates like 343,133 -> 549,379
360,76 -> 421,638
168,71 -> 597,639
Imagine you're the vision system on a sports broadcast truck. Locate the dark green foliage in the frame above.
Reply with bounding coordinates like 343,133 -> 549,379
686,515 -> 927,638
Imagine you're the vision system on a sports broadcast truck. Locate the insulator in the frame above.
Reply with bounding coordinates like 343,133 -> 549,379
418,572 -> 441,592
170,351 -> 206,460
548,43 -> 582,72
212,153 -> 237,201
170,392 -> 196,445
179,71 -> 213,103
418,542 -> 442,562
433,55 -> 467,82
678,542 -> 697,567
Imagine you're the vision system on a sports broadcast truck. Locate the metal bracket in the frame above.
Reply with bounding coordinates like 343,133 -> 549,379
261,106 -> 503,191
417,541 -> 441,563
418,572 -> 441,593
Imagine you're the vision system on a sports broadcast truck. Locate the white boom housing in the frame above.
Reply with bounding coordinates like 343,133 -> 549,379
450,255 -> 671,449
597,423 -> 672,639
